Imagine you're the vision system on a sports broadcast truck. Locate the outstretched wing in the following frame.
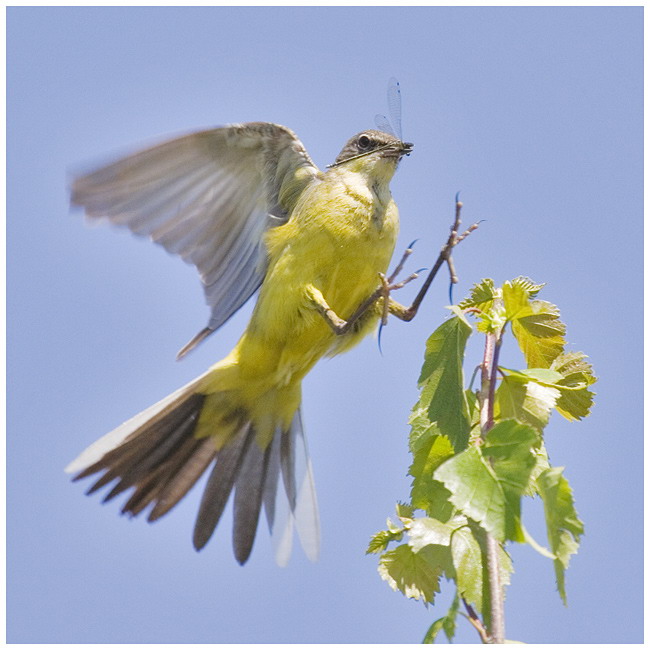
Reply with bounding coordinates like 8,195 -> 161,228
71,122 -> 320,355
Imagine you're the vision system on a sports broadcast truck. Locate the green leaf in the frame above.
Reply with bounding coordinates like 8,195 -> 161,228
396,502 -> 415,520
496,374 -> 561,432
422,618 -> 446,644
434,421 -> 540,542
407,513 -> 468,553
551,351 -> 597,385
442,591 -> 460,640
450,523 -> 513,620
408,407 -> 439,452
498,358 -> 597,423
408,417 -> 456,518
450,524 -> 484,606
524,443 -> 551,497
408,517 -> 454,551
551,352 -> 597,420
423,591 -> 460,643
536,467 -> 584,605
502,279 -> 532,320
509,276 -> 545,298
417,314 -> 472,452
477,302 -> 507,334
510,300 -> 566,369
500,367 -> 564,385
458,278 -> 498,311
377,544 -> 446,603
367,528 -> 403,554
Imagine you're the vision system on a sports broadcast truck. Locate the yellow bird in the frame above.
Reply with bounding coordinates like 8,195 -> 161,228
67,121 -> 414,565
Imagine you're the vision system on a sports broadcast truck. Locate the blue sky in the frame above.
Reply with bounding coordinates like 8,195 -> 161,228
7,6 -> 643,644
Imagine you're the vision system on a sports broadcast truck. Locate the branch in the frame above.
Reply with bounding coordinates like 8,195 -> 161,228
400,197 -> 479,320
478,308 -> 506,644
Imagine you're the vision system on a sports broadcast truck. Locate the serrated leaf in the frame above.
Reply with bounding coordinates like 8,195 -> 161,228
378,544 -> 446,603
434,421 -> 540,542
408,407 -> 438,452
536,467 -> 583,605
408,422 -> 455,518
367,528 -> 403,554
496,375 -> 561,432
417,315 -> 472,452
551,351 -> 597,385
555,386 -> 596,421
499,359 -> 597,423
551,352 -> 597,420
458,278 -> 498,311
510,276 -> 545,298
510,300 -> 566,368
524,443 -> 550,497
502,280 -> 532,320
396,502 -> 415,520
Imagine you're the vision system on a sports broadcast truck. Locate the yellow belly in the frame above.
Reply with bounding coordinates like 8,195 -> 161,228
198,171 -> 400,442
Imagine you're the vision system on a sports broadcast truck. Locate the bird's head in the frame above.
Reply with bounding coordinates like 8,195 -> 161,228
328,130 -> 413,179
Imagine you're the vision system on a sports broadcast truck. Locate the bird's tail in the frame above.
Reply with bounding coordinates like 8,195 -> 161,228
65,369 -> 320,566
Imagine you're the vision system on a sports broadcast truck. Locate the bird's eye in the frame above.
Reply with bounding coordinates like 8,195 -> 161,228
357,135 -> 372,150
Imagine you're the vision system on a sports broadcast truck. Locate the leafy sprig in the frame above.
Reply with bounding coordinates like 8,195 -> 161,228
369,278 -> 595,643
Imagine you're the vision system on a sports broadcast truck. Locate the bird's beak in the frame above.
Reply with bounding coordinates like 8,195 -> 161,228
401,142 -> 414,156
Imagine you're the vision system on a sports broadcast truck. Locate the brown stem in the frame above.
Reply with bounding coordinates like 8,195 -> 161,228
402,197 -> 467,319
462,598 -> 491,644
478,307 -> 505,644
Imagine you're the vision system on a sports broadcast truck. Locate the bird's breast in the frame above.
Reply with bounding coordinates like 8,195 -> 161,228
238,172 -> 400,382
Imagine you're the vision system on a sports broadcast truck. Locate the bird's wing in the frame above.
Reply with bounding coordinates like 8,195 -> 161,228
71,122 -> 320,355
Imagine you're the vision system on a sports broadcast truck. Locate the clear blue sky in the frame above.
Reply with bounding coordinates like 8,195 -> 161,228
7,6 -> 642,644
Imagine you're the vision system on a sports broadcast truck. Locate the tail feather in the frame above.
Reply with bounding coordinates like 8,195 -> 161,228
78,393 -> 207,503
148,437 -> 216,521
68,376 -> 321,565
233,435 -> 272,564
114,401 -> 206,507
280,425 -> 297,510
193,424 -> 253,551
262,427 -> 282,531
121,463 -> 171,516
65,372 -> 210,476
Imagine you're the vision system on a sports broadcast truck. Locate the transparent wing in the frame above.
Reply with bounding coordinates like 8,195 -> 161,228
374,113 -> 395,137
386,77 -> 403,141
71,123 -> 319,344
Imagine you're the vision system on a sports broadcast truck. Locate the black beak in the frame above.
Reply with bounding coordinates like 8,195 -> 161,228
401,142 -> 414,156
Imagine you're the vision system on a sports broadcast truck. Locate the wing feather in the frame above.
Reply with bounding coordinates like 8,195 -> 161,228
71,124 -> 319,349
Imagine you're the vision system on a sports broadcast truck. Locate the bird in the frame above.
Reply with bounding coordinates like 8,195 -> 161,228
66,120 -> 415,566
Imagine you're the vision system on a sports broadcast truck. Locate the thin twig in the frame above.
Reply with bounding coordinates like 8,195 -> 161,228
461,599 -> 491,644
399,198 -> 479,320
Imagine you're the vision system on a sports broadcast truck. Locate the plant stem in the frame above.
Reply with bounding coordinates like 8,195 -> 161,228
479,314 -> 505,644
462,598 -> 490,644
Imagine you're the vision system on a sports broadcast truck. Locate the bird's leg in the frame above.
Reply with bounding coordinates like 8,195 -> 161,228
307,264 -> 422,336
308,198 -> 479,335
306,284 -> 383,336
